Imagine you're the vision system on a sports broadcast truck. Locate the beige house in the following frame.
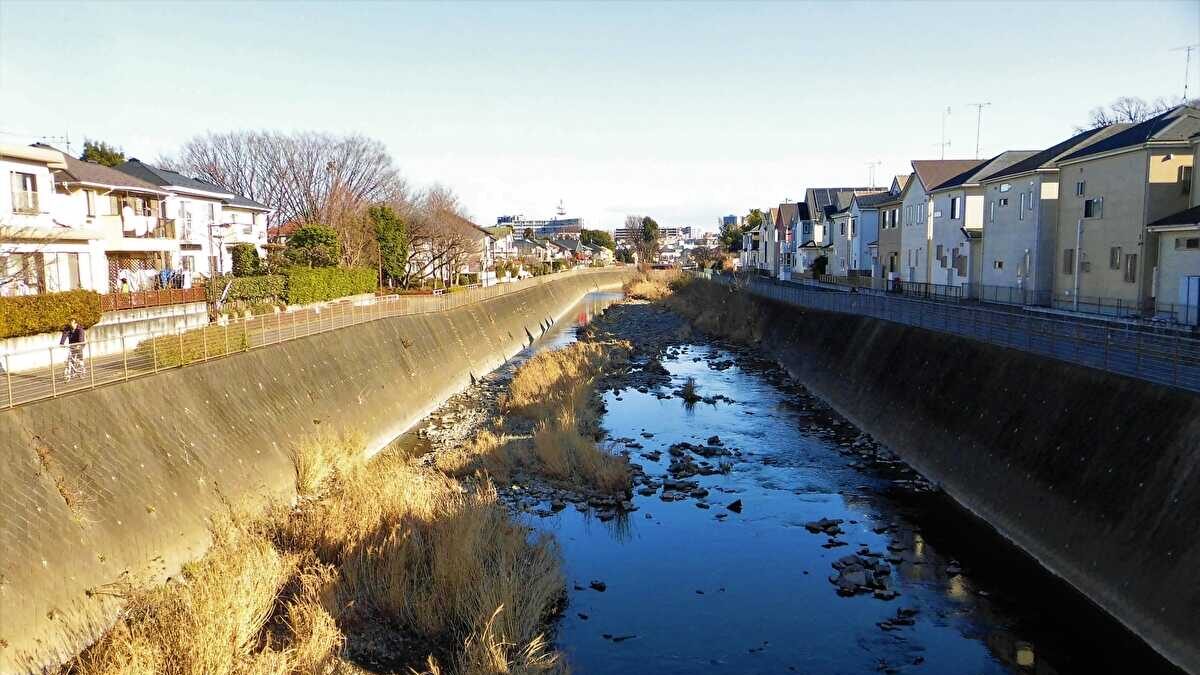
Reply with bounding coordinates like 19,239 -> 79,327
1053,105 -> 1200,315
977,124 -> 1130,303
875,175 -> 907,280
1145,130 -> 1200,324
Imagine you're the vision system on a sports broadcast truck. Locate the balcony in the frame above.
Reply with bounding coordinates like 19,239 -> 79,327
122,215 -> 176,239
11,190 -> 39,214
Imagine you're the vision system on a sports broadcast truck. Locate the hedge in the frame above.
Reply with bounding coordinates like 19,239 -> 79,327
0,290 -> 102,339
133,324 -> 249,368
283,267 -> 377,304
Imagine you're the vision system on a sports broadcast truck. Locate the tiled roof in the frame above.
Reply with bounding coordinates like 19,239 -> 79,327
1148,204 -> 1200,228
910,160 -> 981,191
115,159 -> 233,196
982,124 -> 1132,181
1057,105 -> 1200,162
35,144 -> 166,194
929,150 -> 1038,191
853,191 -> 898,209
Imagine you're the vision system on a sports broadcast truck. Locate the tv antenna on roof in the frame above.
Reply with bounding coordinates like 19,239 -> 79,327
866,161 -> 881,189
939,106 -> 951,159
965,102 -> 992,159
1170,44 -> 1200,101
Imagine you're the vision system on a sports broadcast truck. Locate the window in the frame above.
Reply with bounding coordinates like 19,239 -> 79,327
1182,166 -> 1193,195
839,221 -> 845,236
1084,197 -> 1103,218
85,190 -> 96,217
998,197 -> 1009,207
105,195 -> 119,216
989,201 -> 996,223
1123,253 -> 1137,283
181,255 -> 195,272
950,196 -> 961,219
1109,246 -> 1122,269
992,260 -> 1004,270
1063,248 -> 1075,274
1175,237 -> 1200,250
10,171 -> 38,213
207,203 -> 216,224
1075,181 -> 1085,196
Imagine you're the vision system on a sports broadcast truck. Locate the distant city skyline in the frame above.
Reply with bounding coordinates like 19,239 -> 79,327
1,1 -> 1197,229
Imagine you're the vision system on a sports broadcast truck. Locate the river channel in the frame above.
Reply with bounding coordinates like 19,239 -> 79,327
405,291 -> 1181,675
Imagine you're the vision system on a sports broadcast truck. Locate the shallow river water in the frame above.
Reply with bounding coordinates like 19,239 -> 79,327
511,294 -> 1179,675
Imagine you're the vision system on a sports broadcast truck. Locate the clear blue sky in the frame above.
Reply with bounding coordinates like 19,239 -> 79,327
2,1 -> 1197,230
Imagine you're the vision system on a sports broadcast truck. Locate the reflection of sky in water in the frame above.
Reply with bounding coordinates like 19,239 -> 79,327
528,345 -> 1015,675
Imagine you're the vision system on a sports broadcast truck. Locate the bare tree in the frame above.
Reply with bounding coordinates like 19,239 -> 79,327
162,131 -> 410,268
402,187 -> 481,287
1079,96 -> 1192,130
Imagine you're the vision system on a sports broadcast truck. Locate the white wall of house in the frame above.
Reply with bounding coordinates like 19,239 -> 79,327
830,212 -> 851,274
928,188 -> 973,288
899,180 -> 931,283
1152,226 -> 1200,323
847,204 -> 880,274
2,150 -> 108,294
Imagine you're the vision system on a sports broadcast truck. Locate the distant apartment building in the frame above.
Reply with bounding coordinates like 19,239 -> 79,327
614,225 -> 692,242
496,215 -> 583,238
719,214 -> 737,228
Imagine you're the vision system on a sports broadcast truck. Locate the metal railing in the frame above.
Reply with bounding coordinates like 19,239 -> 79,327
0,267 -> 624,410
99,287 -> 207,312
702,272 -> 1200,393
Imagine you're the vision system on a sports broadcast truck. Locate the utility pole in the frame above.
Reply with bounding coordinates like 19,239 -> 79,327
939,106 -> 951,159
866,161 -> 881,189
966,102 -> 991,159
1170,44 -> 1200,101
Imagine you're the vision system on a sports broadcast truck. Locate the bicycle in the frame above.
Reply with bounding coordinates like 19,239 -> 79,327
64,345 -> 86,382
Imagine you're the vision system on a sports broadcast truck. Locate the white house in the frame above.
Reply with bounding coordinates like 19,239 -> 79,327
846,190 -> 893,276
901,160 -> 980,284
927,151 -> 1036,291
115,159 -> 270,279
2,144 -> 109,295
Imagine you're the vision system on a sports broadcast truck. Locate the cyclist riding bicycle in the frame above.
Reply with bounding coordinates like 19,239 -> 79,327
59,317 -> 86,381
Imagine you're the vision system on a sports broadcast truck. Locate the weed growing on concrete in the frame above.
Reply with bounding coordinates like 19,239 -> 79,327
61,435 -> 568,675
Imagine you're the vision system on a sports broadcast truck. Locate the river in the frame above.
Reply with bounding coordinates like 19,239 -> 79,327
514,292 -> 1180,675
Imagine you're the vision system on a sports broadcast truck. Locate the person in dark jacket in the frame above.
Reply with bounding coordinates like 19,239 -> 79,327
60,318 -> 86,379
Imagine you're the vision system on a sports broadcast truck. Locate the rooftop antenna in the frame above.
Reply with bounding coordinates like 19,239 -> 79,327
966,102 -> 992,159
866,160 -> 882,189
939,106 -> 951,160
1170,44 -> 1200,100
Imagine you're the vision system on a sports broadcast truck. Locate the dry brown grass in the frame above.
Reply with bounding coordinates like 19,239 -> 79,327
622,275 -> 671,301
62,434 -> 569,675
487,342 -> 631,494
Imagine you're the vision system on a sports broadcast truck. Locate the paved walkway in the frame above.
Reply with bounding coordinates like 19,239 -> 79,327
711,273 -> 1200,393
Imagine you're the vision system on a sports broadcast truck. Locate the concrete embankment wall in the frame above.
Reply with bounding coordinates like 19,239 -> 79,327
689,282 -> 1200,673
0,269 -> 632,673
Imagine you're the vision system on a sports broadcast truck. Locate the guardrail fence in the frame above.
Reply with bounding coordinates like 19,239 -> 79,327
702,272 -> 1200,393
1,267 -> 622,409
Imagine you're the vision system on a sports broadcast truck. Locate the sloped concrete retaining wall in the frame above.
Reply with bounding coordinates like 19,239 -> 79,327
711,285 -> 1200,674
0,269 -> 632,672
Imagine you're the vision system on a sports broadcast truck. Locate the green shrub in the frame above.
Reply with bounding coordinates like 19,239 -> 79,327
133,324 -> 249,368
230,243 -> 261,277
0,290 -> 102,339
283,267 -> 377,304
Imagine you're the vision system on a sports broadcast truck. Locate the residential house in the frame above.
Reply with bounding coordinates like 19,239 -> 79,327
977,125 -> 1130,302
876,175 -> 908,280
408,213 -> 497,286
45,148 -> 177,293
1145,130 -> 1200,324
1052,105 -> 1199,314
485,226 -> 517,259
1,144 -> 107,295
927,151 -> 1037,292
513,236 -> 553,262
795,187 -> 875,276
901,160 -> 980,284
740,223 -> 761,271
846,190 -> 897,276
829,208 -> 853,275
115,159 -> 269,279
772,201 -> 804,278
